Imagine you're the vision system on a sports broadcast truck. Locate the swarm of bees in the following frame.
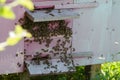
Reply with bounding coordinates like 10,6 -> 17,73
20,16 -> 75,73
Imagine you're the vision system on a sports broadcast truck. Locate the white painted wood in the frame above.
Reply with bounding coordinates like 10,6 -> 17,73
55,2 -> 98,9
108,0 -> 120,61
74,0 -> 95,3
35,2 -> 98,9
72,0 -> 112,65
33,0 -> 73,5
72,51 -> 93,57
26,9 -> 80,22
25,51 -> 94,75
25,59 -> 75,75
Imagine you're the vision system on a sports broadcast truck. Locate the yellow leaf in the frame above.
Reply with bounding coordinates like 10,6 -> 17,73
26,32 -> 32,38
17,0 -> 34,10
6,37 -> 21,46
0,0 -> 6,3
15,25 -> 32,37
15,25 -> 23,34
0,47 -> 5,51
0,42 -> 7,51
0,6 -> 15,19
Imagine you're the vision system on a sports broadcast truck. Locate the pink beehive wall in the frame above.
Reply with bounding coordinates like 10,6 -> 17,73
0,0 -> 74,74
24,21 -> 72,59
0,6 -> 25,74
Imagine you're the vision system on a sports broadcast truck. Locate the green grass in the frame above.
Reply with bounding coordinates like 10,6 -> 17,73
93,62 -> 120,80
0,73 -> 20,80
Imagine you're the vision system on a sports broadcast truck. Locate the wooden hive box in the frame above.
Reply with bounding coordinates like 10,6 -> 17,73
1,0 -> 120,76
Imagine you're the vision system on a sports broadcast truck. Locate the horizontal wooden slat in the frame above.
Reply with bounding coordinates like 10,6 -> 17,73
72,51 -> 93,58
25,9 -> 80,22
55,2 -> 98,9
25,51 -> 93,75
25,59 -> 75,76
24,51 -> 93,60
34,0 -> 73,7
34,2 -> 98,9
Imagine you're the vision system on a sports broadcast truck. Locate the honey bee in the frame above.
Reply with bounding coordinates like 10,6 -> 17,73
49,13 -> 54,16
15,54 -> 18,57
17,62 -> 21,67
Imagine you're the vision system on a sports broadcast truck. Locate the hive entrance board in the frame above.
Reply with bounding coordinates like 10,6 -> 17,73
25,52 -> 93,76
25,9 -> 80,22
25,59 -> 75,76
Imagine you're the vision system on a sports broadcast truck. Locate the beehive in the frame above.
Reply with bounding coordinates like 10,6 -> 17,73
1,0 -> 120,75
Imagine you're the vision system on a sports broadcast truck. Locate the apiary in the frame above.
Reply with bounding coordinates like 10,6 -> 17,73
1,0 -> 120,76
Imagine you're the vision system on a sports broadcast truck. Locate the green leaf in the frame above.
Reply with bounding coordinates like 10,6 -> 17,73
17,0 -> 34,10
0,6 -> 15,19
15,25 -> 32,38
